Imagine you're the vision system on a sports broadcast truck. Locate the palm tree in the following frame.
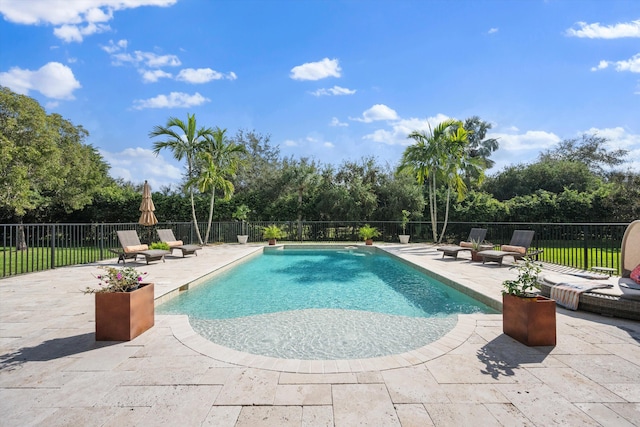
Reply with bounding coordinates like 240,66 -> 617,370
398,119 -> 483,243
281,158 -> 320,239
192,127 -> 246,244
150,114 -> 215,245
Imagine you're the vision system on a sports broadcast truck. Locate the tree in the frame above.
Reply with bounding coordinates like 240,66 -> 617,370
192,127 -> 245,244
0,86 -> 111,227
399,119 -> 483,243
461,116 -> 499,184
280,157 -> 321,238
540,133 -> 628,175
231,130 -> 284,220
483,160 -> 600,200
150,114 -> 215,245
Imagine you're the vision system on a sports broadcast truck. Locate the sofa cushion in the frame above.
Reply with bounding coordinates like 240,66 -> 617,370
459,241 -> 474,248
124,244 -> 149,253
165,240 -> 184,247
501,244 -> 526,254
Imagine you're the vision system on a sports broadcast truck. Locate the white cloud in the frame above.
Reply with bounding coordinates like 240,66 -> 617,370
351,104 -> 399,123
103,42 -> 237,84
613,53 -> 640,73
591,54 -> 640,73
102,39 -> 128,54
54,22 -> 110,42
330,117 -> 348,127
132,92 -> 210,109
311,85 -> 356,96
115,51 -> 181,68
0,0 -> 177,42
290,58 -> 341,81
362,114 -> 452,145
591,60 -> 610,71
283,139 -> 298,147
139,69 -> 172,83
100,146 -> 182,189
489,130 -> 561,151
488,28 -> 498,34
176,68 -> 237,83
0,62 -> 81,99
566,19 -> 640,39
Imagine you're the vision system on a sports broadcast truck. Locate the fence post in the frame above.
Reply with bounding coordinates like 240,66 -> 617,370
50,224 -> 56,269
99,223 -> 104,260
583,224 -> 589,271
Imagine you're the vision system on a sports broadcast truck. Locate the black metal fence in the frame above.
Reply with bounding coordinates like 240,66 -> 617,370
0,221 -> 630,278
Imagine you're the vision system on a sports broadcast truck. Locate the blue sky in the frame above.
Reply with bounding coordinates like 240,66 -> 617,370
1,0 -> 638,191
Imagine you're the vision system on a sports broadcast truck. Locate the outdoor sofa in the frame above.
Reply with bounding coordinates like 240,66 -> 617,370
539,220 -> 640,320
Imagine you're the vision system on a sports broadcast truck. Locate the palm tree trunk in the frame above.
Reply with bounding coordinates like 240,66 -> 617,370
204,189 -> 216,244
189,189 -> 204,245
439,187 -> 451,243
430,177 -> 438,242
297,187 -> 303,240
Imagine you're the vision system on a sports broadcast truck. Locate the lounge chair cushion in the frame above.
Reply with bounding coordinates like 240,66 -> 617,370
500,244 -> 526,254
124,244 -> 149,253
631,264 -> 640,284
165,240 -> 184,247
459,241 -> 474,248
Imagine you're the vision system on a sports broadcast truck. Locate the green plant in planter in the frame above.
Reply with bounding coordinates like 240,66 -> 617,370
470,238 -> 483,251
400,210 -> 411,234
358,224 -> 381,241
149,241 -> 170,251
263,224 -> 286,240
502,257 -> 542,297
232,204 -> 250,234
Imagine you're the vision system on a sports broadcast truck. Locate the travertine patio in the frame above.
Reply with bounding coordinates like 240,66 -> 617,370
1,244 -> 639,426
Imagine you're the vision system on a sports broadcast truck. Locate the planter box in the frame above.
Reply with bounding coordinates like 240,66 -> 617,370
503,293 -> 556,346
95,283 -> 154,341
399,235 -> 410,244
365,239 -> 373,245
237,235 -> 248,244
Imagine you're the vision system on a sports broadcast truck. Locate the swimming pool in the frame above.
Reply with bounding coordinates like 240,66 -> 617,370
158,247 -> 496,359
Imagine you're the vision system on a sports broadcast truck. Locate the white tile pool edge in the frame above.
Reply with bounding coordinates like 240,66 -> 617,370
163,312 -> 483,373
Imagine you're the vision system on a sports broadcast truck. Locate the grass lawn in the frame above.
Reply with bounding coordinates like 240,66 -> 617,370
0,246 -> 109,277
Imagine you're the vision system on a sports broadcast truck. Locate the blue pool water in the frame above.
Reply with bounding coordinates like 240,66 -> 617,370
158,248 -> 495,359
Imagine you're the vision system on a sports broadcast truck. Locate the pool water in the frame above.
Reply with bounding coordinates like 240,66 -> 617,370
158,248 -> 495,359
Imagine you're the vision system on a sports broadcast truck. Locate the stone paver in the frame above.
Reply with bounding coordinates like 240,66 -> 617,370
332,383 -> 400,426
1,243 -> 639,426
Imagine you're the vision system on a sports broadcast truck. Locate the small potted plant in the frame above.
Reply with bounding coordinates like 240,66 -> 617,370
470,238 -> 484,262
358,224 -> 381,245
399,210 -> 411,244
84,266 -> 154,341
233,204 -> 251,244
263,224 -> 285,245
502,257 -> 556,346
149,241 -> 170,251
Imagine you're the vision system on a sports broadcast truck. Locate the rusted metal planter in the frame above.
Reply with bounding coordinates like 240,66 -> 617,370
95,283 -> 154,341
502,293 -> 556,346
365,239 -> 373,245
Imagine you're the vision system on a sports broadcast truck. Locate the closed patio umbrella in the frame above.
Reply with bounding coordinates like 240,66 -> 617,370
138,180 -> 158,226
